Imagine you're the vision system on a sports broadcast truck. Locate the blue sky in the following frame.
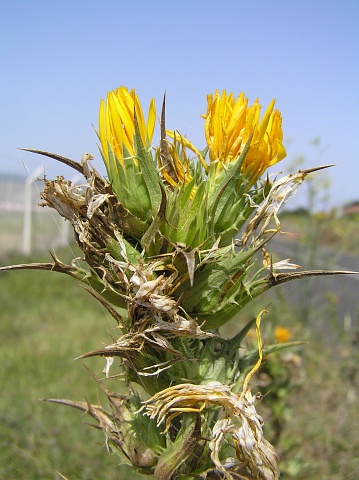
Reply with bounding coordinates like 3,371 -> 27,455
1,0 -> 358,209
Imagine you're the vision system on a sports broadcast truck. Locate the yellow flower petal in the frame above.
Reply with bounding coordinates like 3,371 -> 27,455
166,130 -> 207,172
147,98 -> 156,143
203,90 -> 286,183
98,86 -> 156,168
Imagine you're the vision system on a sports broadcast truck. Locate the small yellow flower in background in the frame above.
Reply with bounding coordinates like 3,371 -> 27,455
203,89 -> 286,183
98,86 -> 156,164
275,326 -> 292,343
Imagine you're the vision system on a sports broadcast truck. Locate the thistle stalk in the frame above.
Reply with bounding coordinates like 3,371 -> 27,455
1,87 -> 355,480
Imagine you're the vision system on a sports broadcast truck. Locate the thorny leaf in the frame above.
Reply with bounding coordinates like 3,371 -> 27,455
20,148 -> 85,174
45,387 -> 157,468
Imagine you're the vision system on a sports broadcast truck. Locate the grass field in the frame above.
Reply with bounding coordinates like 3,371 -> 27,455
0,248 -> 151,480
1,215 -> 359,479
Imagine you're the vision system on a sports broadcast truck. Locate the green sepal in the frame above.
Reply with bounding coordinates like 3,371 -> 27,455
140,186 -> 167,254
127,394 -> 165,456
178,177 -> 197,209
109,392 -> 159,470
163,180 -> 210,248
207,136 -> 252,227
155,413 -> 201,480
197,317 -> 256,385
105,234 -> 142,265
101,139 -> 159,222
101,144 -> 140,216
99,142 -> 118,188
112,201 -> 150,240
174,245 -> 258,314
133,115 -> 162,216
165,338 -> 200,382
117,143 -> 152,219
212,195 -> 249,246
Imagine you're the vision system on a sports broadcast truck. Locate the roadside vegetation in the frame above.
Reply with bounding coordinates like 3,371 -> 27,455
279,209 -> 359,257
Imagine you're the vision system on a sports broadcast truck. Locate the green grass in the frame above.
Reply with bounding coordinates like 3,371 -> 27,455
0,247 -> 150,480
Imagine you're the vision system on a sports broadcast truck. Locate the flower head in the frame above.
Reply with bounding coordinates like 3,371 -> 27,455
98,86 -> 156,164
203,90 -> 286,183
274,326 -> 292,343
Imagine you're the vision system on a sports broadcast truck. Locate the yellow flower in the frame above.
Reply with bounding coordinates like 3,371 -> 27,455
158,132 -> 194,189
98,86 -> 156,164
274,326 -> 292,343
163,131 -> 207,188
203,90 -> 286,182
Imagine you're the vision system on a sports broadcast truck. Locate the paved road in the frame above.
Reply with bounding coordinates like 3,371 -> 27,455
268,236 -> 359,332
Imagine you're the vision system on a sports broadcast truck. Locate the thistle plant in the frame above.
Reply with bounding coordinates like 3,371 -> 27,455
1,87 -> 353,480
